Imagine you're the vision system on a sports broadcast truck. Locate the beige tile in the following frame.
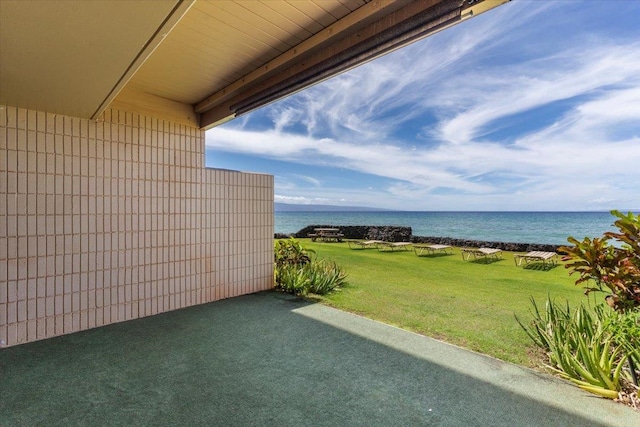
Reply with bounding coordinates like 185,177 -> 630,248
5,171 -> 18,195
5,126 -> 18,151
87,308 -> 96,328
17,300 -> 26,322
6,301 -> 17,323
16,321 -> 28,344
55,314 -> 64,335
75,310 -> 86,332
95,307 -> 103,326
36,318 -> 46,339
64,293 -> 72,314
17,108 -> 27,130
45,316 -> 54,337
45,296 -> 55,317
38,298 -> 48,318
27,319 -> 37,341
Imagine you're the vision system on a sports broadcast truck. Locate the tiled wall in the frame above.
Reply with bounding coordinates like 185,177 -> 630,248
0,105 -> 274,347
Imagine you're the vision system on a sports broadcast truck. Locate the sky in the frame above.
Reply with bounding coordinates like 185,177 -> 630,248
205,0 -> 640,211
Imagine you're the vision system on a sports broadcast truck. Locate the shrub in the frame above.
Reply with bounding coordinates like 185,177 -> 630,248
276,264 -> 312,295
605,310 -> 640,385
275,237 -> 314,269
517,297 -> 627,399
559,210 -> 640,312
306,259 -> 348,295
274,238 -> 347,296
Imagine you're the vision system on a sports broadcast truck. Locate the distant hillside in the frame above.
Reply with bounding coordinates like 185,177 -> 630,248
275,202 -> 390,212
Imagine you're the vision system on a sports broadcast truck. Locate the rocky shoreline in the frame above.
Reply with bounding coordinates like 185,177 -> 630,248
275,224 -> 561,253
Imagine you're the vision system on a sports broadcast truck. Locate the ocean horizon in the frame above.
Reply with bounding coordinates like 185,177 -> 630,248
274,211 -> 630,246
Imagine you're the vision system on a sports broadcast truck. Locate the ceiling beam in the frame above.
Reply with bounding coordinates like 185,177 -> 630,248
109,86 -> 199,127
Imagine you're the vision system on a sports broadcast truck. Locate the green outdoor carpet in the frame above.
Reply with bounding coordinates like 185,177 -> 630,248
1,291 -> 637,426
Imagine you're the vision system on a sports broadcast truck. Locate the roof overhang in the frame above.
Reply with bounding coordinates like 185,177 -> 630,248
0,0 -> 510,129
0,0 -> 192,120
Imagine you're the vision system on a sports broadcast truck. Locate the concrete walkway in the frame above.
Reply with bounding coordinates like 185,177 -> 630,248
1,291 -> 638,426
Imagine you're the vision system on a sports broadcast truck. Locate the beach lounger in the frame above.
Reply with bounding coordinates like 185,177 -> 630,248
461,247 -> 503,263
413,244 -> 453,256
514,251 -> 558,267
347,240 -> 382,249
377,242 -> 412,252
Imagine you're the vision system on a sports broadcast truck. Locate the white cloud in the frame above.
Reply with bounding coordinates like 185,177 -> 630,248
275,195 -> 330,204
434,44 -> 640,145
291,174 -> 321,187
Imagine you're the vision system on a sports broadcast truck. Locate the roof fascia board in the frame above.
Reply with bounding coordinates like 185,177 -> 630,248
461,0 -> 510,18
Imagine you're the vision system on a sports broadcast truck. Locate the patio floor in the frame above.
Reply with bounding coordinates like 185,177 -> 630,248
1,291 -> 638,426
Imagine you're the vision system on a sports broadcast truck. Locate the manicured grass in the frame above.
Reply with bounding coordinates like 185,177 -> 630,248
299,239 -> 595,367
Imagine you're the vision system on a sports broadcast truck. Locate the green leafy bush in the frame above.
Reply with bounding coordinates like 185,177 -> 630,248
560,210 -> 640,311
276,264 -> 312,295
275,237 -> 314,268
274,238 -> 347,296
306,259 -> 348,295
605,309 -> 640,383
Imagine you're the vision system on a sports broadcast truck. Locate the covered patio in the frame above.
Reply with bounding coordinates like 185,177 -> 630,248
1,290 -> 636,426
3,1 -> 639,423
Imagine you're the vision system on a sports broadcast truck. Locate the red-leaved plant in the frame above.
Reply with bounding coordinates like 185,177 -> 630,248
560,210 -> 640,312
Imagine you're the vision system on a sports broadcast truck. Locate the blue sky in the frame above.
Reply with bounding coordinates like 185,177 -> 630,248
205,0 -> 640,211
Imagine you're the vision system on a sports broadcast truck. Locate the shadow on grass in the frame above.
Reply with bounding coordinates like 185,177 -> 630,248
0,291 -> 627,426
468,257 -> 505,265
414,253 -> 453,258
522,263 -> 560,271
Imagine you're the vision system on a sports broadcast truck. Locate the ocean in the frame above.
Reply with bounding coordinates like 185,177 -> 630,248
274,211 -> 627,245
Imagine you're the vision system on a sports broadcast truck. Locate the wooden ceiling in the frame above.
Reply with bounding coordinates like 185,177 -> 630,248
0,0 -> 509,129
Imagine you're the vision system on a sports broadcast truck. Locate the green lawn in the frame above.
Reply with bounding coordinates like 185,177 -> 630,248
299,239 -> 596,367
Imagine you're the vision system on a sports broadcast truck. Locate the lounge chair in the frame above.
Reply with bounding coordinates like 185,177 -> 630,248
347,240 -> 382,249
461,247 -> 502,263
377,242 -> 412,252
514,251 -> 558,267
413,244 -> 453,256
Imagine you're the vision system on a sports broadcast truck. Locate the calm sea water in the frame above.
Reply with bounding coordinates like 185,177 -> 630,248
275,211 -> 627,245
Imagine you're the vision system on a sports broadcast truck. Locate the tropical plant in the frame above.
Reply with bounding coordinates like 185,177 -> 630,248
276,264 -> 312,295
274,238 -> 347,296
306,259 -> 348,295
516,297 -> 626,399
560,210 -> 640,311
604,309 -> 640,386
275,237 -> 314,268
